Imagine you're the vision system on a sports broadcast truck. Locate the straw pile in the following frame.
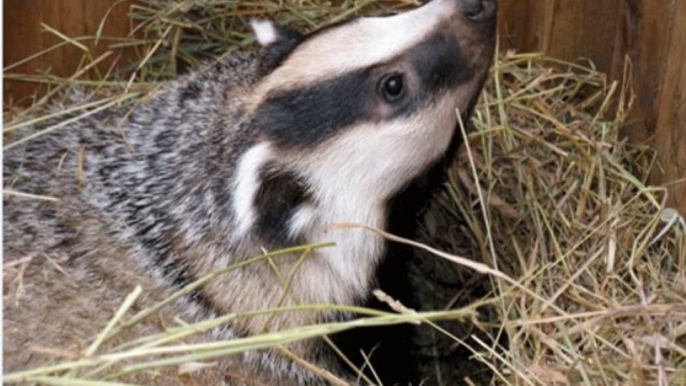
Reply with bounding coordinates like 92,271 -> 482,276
4,1 -> 685,386
418,53 -> 686,385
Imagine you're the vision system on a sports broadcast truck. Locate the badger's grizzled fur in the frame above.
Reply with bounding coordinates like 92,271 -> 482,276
4,0 -> 496,384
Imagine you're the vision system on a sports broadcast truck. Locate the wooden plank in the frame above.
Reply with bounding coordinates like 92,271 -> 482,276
542,0 -> 622,72
611,0 -> 675,142
498,0 -> 622,73
498,0 -> 549,53
3,0 -> 133,105
653,0 -> 686,213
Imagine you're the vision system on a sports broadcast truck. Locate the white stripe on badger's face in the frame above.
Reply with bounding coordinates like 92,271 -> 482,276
249,0 -> 459,106
232,142 -> 274,237
299,92 -> 464,204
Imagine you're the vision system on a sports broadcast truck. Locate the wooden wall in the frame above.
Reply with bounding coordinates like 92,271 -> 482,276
4,0 -> 685,214
3,0 -> 131,104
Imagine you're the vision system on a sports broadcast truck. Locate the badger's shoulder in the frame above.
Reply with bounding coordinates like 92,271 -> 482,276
3,50 -> 260,261
4,50 -> 260,196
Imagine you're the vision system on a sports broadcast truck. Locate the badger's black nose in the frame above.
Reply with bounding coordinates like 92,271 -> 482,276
459,0 -> 496,22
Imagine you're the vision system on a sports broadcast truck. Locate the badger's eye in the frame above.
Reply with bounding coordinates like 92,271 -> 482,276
379,74 -> 405,102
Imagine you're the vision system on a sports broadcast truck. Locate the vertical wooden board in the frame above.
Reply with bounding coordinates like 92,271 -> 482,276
497,0 -> 550,52
543,0 -> 622,72
4,0 -> 48,103
498,0 -> 622,74
653,0 -> 686,214
612,0 -> 676,140
3,0 -> 133,104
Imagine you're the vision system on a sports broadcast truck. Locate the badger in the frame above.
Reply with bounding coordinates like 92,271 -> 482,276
3,0 -> 497,384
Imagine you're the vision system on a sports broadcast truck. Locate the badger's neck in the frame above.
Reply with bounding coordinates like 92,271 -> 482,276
230,141 -> 390,307
300,180 -> 388,306
230,130 -> 447,309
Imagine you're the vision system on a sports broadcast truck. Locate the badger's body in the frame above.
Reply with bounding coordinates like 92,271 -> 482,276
3,1 -> 496,384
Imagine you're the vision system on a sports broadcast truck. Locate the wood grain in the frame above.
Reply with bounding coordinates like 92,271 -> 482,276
498,0 -> 549,53
3,0 -> 133,104
499,0 -> 622,72
653,0 -> 686,211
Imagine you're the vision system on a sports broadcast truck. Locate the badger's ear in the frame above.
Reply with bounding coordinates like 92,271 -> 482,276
250,19 -> 303,47
251,20 -> 304,75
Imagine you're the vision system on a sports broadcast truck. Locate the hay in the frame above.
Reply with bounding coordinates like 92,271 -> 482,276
4,1 -> 686,385
423,52 -> 686,385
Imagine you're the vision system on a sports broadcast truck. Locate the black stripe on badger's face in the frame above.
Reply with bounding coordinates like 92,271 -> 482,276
252,32 -> 474,148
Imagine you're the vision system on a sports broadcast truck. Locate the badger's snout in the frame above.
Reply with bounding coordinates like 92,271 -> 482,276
457,0 -> 497,22
430,0 -> 497,41
435,0 -> 498,74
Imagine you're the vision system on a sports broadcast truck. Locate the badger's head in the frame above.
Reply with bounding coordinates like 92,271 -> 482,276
231,0 -> 496,302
